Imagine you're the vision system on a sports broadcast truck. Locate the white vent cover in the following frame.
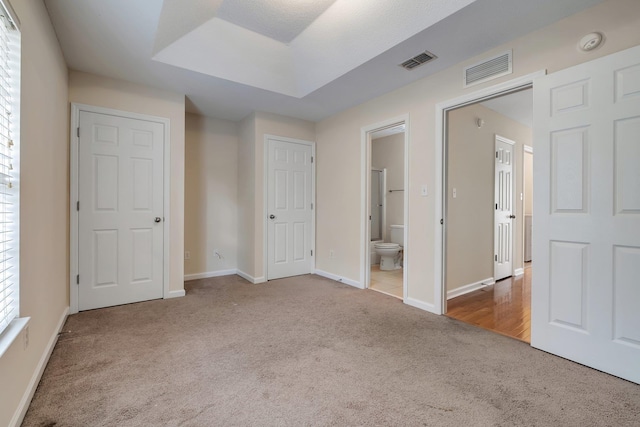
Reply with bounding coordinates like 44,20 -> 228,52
464,51 -> 512,87
400,51 -> 437,70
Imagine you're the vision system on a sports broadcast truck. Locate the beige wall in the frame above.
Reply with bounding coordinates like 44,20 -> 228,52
315,0 -> 640,307
237,111 -> 315,280
446,104 -> 531,292
372,133 -> 404,235
237,113 -> 256,277
0,0 -> 69,425
184,113 -> 238,276
68,71 -> 186,293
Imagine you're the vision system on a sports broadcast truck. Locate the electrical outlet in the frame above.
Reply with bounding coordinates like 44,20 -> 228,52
421,185 -> 428,196
329,250 -> 335,259
453,188 -> 457,198
184,251 -> 190,260
214,250 -> 222,259
24,326 -> 29,349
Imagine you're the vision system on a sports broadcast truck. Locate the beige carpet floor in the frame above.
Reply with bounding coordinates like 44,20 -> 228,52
23,274 -> 640,426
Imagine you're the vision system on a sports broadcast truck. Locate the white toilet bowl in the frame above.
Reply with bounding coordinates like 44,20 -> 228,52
374,242 -> 402,270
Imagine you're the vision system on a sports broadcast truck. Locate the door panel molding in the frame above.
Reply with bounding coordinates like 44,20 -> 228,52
263,135 -> 316,281
70,103 -> 171,314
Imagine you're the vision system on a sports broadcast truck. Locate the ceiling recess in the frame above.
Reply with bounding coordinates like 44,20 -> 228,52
400,51 -> 437,70
464,50 -> 512,87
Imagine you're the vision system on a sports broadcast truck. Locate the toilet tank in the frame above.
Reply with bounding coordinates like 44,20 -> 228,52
389,225 -> 404,246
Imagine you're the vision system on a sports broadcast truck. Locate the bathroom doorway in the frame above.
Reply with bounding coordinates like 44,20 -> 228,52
361,117 -> 409,300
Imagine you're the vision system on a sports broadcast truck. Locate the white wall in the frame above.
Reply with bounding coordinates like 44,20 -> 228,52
0,0 -> 69,425
315,0 -> 640,309
237,113 -> 256,279
184,113 -> 238,277
372,133 -> 404,234
68,70 -> 186,294
446,103 -> 531,293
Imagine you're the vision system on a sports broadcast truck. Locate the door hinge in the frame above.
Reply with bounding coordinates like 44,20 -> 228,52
76,274 -> 79,285
311,156 -> 314,163
495,203 -> 498,210
440,218 -> 443,225
77,127 -> 80,138
495,255 -> 498,262
77,201 -> 80,211
311,250 -> 313,256
311,203 -> 314,210
495,151 -> 498,158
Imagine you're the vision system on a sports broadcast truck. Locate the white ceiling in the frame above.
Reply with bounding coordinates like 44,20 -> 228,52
43,0 -> 604,122
481,89 -> 533,128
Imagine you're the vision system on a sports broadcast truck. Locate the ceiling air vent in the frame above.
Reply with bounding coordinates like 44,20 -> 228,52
464,50 -> 512,87
400,51 -> 436,70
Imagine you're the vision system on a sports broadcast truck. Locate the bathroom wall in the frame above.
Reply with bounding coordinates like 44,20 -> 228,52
371,133 -> 404,238
446,103 -> 531,294
184,113 -> 238,277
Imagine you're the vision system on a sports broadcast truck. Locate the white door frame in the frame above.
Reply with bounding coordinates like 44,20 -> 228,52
263,135 -> 316,281
360,114 -> 410,299
434,71 -> 544,315
494,134 -> 517,281
69,103 -> 171,314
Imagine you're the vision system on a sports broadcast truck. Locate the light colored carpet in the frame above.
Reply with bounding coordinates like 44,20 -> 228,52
23,274 -> 640,426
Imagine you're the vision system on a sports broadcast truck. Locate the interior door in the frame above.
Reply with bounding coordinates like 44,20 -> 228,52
266,138 -> 313,280
494,135 -> 515,281
78,111 -> 164,311
532,44 -> 640,384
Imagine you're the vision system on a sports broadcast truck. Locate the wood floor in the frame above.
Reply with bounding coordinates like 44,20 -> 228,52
447,263 -> 531,342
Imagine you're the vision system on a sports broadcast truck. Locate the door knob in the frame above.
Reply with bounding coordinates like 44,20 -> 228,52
509,215 -> 516,219
155,217 -> 162,223
269,214 -> 276,219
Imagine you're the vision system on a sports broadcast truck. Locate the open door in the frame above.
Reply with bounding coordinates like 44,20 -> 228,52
532,44 -> 640,384
494,135 -> 515,281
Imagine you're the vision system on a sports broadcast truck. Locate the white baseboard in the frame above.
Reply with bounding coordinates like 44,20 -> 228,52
10,306 -> 69,427
404,297 -> 439,315
184,269 -> 237,281
166,290 -> 185,299
236,270 -> 266,284
514,268 -> 524,277
314,269 -> 363,289
447,277 -> 494,300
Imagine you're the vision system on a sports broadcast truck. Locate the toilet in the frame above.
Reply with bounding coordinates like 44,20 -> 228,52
374,225 -> 404,270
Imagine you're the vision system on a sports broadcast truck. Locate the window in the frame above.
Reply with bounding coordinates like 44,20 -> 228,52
0,0 -> 20,346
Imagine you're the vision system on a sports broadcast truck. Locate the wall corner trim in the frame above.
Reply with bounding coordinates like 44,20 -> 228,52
166,290 -> 186,299
184,270 -> 237,281
447,277 -> 495,300
236,270 -> 266,284
314,270 -> 363,289
404,297 -> 439,315
10,306 -> 69,427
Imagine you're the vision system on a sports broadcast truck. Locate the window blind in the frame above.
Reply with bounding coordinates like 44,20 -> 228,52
0,6 -> 19,338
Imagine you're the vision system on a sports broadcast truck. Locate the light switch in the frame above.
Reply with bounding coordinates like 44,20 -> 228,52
421,185 -> 428,196
453,188 -> 457,198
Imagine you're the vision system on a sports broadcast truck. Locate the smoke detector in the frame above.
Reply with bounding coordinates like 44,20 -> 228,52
578,32 -> 604,52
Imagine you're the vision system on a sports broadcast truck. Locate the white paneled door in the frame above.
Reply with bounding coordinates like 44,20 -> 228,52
532,44 -> 640,384
78,111 -> 164,311
267,138 -> 313,280
494,135 -> 515,281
